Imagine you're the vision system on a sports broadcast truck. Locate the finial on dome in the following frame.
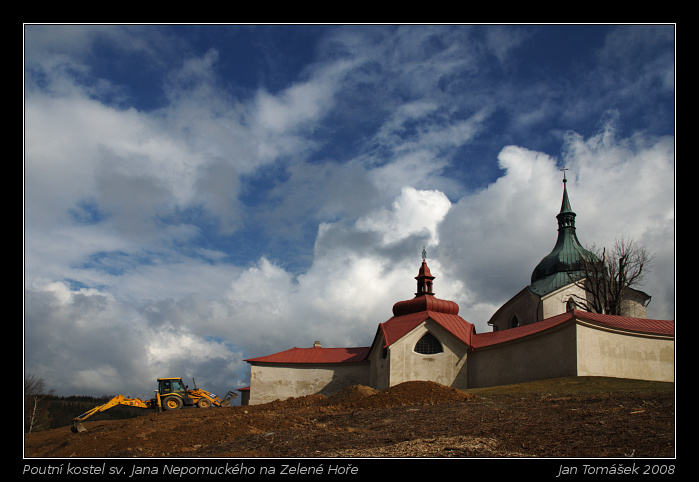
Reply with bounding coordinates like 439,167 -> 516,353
422,246 -> 427,261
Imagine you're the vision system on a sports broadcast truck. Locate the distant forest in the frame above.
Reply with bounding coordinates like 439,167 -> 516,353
25,394 -> 151,433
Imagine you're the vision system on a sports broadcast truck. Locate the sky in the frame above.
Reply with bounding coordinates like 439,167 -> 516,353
24,24 -> 675,400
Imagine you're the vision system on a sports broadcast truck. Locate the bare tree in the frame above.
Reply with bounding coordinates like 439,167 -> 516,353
25,373 -> 54,433
571,237 -> 654,315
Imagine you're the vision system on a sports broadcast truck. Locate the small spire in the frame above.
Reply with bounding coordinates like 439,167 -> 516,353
415,252 -> 434,296
558,167 -> 574,218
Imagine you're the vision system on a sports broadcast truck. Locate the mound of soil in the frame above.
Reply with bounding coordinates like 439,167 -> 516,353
24,379 -> 674,459
320,380 -> 472,410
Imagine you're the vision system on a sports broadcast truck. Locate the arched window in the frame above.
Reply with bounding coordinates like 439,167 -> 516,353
566,297 -> 576,312
414,332 -> 443,355
510,315 -> 519,328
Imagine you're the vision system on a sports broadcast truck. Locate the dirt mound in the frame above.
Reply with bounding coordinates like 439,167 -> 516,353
323,384 -> 379,407
245,381 -> 472,412
322,380 -> 474,411
23,379 -> 675,459
380,380 -> 474,405
252,392 -> 328,411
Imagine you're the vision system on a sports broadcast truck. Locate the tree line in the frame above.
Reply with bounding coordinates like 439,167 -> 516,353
24,374 -> 148,433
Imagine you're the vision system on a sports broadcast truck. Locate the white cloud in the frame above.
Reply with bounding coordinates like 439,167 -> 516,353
438,145 -> 561,305
220,186 -> 453,354
356,186 -> 451,246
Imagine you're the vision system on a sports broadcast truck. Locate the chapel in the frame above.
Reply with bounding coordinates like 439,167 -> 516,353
241,177 -> 673,405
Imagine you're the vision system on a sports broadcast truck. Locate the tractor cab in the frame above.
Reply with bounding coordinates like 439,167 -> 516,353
156,377 -> 193,409
158,377 -> 187,396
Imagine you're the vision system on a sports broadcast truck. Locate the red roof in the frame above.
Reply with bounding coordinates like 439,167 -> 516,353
244,346 -> 370,365
472,309 -> 674,349
379,310 -> 475,348
378,260 -> 474,348
572,310 -> 674,335
392,294 -> 459,316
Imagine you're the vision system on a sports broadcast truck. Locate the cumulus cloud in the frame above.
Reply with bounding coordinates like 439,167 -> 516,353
438,146 -> 562,309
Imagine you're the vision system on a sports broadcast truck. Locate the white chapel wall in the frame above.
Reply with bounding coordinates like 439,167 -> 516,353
575,322 -> 674,382
467,321 -> 578,389
385,319 -> 469,390
247,362 -> 370,405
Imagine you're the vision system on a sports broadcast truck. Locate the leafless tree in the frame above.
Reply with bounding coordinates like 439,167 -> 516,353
25,373 -> 54,433
570,237 -> 654,315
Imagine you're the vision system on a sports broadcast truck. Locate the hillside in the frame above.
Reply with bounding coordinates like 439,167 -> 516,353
24,377 -> 674,458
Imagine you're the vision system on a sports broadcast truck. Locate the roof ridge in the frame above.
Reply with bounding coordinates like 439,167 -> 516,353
473,310 -> 673,349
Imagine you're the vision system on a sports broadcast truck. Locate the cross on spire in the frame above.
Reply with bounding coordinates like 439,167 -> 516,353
561,166 -> 569,182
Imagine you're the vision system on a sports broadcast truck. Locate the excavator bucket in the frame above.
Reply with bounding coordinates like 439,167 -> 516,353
220,391 -> 237,407
71,422 -> 87,433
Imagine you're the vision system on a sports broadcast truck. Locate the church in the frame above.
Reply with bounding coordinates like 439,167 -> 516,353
241,177 -> 674,405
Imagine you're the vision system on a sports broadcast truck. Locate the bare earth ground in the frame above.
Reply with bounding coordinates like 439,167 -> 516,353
24,378 -> 674,460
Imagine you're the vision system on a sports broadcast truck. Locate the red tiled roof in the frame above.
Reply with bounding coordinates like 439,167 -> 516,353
472,311 -> 574,349
472,310 -> 674,349
244,346 -> 370,365
379,310 -> 475,348
573,310 -> 674,335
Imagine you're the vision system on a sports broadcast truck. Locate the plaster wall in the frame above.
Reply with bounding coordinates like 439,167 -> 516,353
368,336 -> 390,391
618,290 -> 649,319
541,283 -> 589,319
247,362 -> 370,405
488,287 -> 540,331
541,283 -> 648,319
467,321 -> 578,388
382,319 -> 469,390
576,323 -> 674,382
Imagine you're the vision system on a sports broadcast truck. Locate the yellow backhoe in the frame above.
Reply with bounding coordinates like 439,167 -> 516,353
71,377 -> 236,433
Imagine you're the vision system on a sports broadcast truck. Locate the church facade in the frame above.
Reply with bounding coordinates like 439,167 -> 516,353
242,180 -> 674,405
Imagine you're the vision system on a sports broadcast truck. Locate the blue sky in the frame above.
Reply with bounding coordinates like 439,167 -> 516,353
24,24 -> 675,399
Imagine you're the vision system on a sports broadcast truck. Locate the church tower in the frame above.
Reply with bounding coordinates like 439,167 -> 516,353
488,171 -> 597,330
487,170 -> 651,331
529,171 -> 597,298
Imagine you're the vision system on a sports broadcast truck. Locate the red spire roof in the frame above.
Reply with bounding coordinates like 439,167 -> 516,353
391,260 -> 460,316
379,260 -> 475,349
417,259 -> 433,279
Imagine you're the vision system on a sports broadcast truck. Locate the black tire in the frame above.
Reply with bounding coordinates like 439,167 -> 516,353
162,396 -> 183,410
197,398 -> 211,408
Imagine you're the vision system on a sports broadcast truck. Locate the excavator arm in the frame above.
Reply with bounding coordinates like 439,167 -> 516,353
188,378 -> 237,407
188,388 -> 237,407
71,395 -> 156,433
